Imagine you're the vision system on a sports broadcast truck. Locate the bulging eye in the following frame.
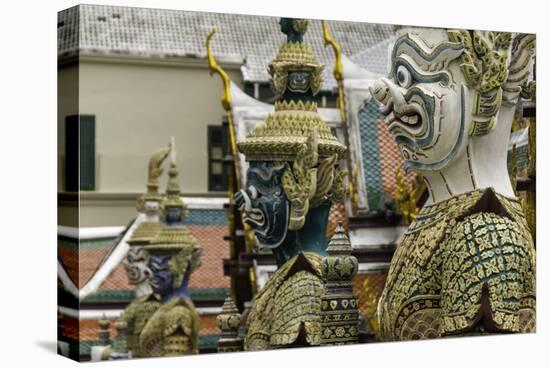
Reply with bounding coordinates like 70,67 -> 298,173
248,185 -> 258,199
396,65 -> 412,88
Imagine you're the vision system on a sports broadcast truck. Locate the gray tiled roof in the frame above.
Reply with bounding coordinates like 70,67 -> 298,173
58,4 -> 394,90
349,37 -> 395,77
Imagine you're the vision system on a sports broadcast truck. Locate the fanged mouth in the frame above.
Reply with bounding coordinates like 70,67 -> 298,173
385,111 -> 422,128
381,101 -> 423,130
243,208 -> 265,227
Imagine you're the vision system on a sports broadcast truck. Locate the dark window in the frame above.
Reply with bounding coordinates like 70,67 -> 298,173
64,115 -> 95,191
207,124 -> 229,191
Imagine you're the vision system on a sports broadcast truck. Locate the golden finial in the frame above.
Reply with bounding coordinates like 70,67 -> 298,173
322,20 -> 358,214
160,137 -> 188,216
322,21 -> 343,82
206,28 -> 232,111
137,143 -> 171,212
206,27 -> 241,188
206,27 -> 256,259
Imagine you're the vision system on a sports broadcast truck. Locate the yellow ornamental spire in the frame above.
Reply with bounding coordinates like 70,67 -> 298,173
322,20 -> 358,215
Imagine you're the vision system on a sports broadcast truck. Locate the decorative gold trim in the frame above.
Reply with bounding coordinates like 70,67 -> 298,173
322,20 -> 359,215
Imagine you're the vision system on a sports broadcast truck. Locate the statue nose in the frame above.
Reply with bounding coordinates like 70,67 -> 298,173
369,79 -> 390,104
381,77 -> 407,116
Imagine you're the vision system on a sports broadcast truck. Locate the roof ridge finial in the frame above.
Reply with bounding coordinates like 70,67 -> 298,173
166,137 -> 181,197
162,137 -> 188,217
146,144 -> 171,194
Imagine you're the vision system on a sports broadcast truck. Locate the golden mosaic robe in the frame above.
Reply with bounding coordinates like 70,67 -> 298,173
139,297 -> 200,357
244,252 -> 325,350
378,188 -> 536,340
121,294 -> 162,358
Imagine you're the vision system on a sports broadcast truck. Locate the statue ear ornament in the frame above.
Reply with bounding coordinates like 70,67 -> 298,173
281,128 -> 319,230
448,30 -> 535,137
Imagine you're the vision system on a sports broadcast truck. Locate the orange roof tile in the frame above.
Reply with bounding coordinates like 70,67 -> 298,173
327,202 -> 348,238
188,225 -> 230,289
199,314 -> 221,335
58,246 -> 79,286
78,247 -> 113,288
59,238 -> 117,288
352,271 -> 388,317
97,260 -> 133,292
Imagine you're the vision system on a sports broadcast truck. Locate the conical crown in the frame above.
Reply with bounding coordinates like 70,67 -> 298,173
237,18 -> 345,162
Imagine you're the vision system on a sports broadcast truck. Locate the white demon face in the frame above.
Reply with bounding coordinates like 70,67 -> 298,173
370,29 -> 470,172
144,200 -> 160,215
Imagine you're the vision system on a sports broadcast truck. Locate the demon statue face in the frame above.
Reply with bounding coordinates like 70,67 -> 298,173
235,162 -> 289,248
288,70 -> 312,93
144,200 -> 160,220
124,247 -> 152,287
370,29 -> 468,172
149,255 -> 174,295
148,246 -> 201,297
370,28 -> 535,175
165,206 -> 183,225
236,129 -> 346,249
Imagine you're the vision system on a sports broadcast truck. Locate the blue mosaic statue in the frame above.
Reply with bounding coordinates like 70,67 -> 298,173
235,18 -> 352,350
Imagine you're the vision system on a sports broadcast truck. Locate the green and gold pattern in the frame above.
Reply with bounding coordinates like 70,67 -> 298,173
379,188 -> 536,340
128,222 -> 162,245
237,17 -> 358,352
244,252 -> 325,350
121,294 -> 162,358
320,223 -> 359,345
447,30 -> 510,136
237,100 -> 345,162
217,296 -> 242,352
140,297 -> 200,356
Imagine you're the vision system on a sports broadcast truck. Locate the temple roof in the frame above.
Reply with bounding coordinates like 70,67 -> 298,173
57,4 -> 394,90
349,37 -> 395,77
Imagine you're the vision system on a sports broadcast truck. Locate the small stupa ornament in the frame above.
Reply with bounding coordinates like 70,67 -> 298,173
216,295 -> 243,352
320,222 -> 359,345
109,320 -> 131,360
98,315 -> 111,346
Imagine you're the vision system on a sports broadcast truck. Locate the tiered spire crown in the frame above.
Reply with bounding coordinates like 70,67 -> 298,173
237,18 -> 345,162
